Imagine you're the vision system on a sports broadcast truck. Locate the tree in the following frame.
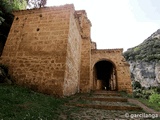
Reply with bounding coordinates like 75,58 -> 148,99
0,0 -> 47,55
0,0 -> 28,55
0,0 -> 27,25
3,0 -> 27,11
27,0 -> 47,8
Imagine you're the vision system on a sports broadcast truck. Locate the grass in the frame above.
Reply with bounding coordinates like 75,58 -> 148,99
0,84 -> 73,120
137,98 -> 160,111
0,84 -> 159,119
0,84 -> 95,120
119,91 -> 133,98
119,91 -> 160,111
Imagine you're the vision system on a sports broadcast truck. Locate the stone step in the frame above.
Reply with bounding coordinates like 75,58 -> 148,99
66,103 -> 142,111
90,94 -> 123,98
78,98 -> 137,107
94,90 -> 118,93
93,92 -> 121,96
66,91 -> 144,112
67,96 -> 142,111
82,97 -> 128,102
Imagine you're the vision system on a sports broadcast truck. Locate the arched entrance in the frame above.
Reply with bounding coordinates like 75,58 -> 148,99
93,60 -> 117,91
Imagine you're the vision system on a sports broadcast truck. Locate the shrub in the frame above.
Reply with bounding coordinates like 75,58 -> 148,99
0,64 -> 8,75
132,81 -> 141,89
141,89 -> 155,99
0,64 -> 13,84
132,84 -> 160,99
0,66 -> 7,83
149,93 -> 160,105
133,90 -> 142,98
123,37 -> 160,62
156,87 -> 160,94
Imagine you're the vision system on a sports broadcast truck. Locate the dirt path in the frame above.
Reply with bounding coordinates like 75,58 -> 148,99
128,98 -> 160,115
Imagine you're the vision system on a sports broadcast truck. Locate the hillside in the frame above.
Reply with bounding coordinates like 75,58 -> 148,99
123,29 -> 160,88
124,29 -> 160,62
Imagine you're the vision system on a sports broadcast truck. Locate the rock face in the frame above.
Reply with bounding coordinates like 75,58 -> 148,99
124,29 -> 160,88
148,29 -> 160,39
129,61 -> 160,88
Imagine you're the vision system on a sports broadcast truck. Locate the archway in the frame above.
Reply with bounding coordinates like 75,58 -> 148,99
93,60 -> 117,91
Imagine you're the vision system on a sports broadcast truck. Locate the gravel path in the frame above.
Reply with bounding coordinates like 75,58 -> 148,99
58,106 -> 156,120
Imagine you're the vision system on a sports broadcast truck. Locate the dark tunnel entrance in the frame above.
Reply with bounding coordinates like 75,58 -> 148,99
93,60 -> 117,91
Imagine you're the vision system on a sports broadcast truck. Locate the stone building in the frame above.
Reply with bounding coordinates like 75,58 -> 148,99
0,4 -> 132,96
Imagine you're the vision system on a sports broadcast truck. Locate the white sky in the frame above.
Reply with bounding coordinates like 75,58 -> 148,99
46,0 -> 160,52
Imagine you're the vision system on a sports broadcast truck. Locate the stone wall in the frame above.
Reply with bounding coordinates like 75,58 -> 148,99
0,4 -> 133,96
91,42 -> 96,49
63,9 -> 82,96
77,11 -> 92,92
91,49 -> 132,93
1,5 -> 74,96
80,39 -> 91,92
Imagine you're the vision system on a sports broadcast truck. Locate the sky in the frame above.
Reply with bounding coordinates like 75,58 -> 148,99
46,0 -> 160,52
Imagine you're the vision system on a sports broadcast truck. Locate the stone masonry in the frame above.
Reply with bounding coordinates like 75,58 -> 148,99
0,4 -> 132,96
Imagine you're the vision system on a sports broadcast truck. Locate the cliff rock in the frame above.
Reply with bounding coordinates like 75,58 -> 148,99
129,61 -> 160,88
124,29 -> 160,88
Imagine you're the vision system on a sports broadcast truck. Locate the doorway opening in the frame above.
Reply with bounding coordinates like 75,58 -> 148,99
93,60 -> 117,91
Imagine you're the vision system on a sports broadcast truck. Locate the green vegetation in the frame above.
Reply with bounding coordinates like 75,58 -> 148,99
3,0 -> 27,11
0,64 -> 81,119
0,64 -> 84,120
0,84 -> 79,119
121,89 -> 160,111
149,93 -> 160,105
0,0 -> 24,55
0,0 -> 47,56
123,37 -> 160,62
123,30 -> 160,111
0,0 -> 27,26
138,98 -> 160,111
129,81 -> 160,111
0,64 -> 13,84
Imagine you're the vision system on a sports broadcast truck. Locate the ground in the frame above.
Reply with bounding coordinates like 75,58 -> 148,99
0,84 -> 159,120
